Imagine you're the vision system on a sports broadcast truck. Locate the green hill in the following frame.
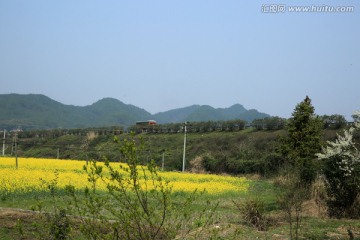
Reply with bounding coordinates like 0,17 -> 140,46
0,94 -> 270,130
0,94 -> 151,130
153,103 -> 269,123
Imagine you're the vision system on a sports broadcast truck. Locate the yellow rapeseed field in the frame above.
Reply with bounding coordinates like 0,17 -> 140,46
0,157 -> 249,195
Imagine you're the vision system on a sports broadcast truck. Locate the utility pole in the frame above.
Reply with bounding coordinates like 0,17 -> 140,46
11,135 -> 14,156
182,121 -> 188,172
2,129 -> 5,156
85,139 -> 89,165
161,150 -> 165,171
15,132 -> 18,169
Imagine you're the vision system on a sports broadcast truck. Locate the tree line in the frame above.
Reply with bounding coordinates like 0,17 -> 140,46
129,114 -> 349,134
128,119 -> 248,134
4,113 -> 350,140
16,127 -> 124,139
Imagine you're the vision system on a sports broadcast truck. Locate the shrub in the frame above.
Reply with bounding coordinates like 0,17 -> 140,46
317,124 -> 360,219
311,176 -> 328,217
225,158 -> 265,175
33,171 -> 72,240
189,155 -> 206,173
233,198 -> 268,231
65,134 -> 217,239
48,209 -> 71,240
275,172 -> 307,240
262,153 -> 285,177
202,154 -> 225,173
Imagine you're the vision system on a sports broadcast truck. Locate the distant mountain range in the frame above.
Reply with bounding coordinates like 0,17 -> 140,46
0,94 -> 270,130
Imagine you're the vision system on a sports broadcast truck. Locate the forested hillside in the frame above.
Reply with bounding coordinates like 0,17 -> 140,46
0,94 -> 151,130
0,94 -> 270,130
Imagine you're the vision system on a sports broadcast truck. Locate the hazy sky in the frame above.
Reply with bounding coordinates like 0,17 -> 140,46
0,1 -> 359,119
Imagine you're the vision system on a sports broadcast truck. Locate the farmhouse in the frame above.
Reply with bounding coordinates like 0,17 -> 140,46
135,120 -> 157,133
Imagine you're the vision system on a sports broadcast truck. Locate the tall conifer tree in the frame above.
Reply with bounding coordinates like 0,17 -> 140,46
281,96 -> 323,184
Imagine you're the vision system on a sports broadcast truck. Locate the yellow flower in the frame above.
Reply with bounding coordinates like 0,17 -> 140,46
0,157 -> 249,195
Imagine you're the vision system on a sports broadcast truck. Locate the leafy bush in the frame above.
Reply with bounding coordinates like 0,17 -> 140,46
225,158 -> 265,175
262,153 -> 284,177
317,125 -> 360,218
65,134 -> 217,239
233,198 -> 268,231
202,154 -> 225,173
33,171 -> 72,240
48,209 -> 71,240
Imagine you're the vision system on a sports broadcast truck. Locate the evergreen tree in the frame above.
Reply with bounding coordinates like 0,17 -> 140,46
280,96 -> 323,184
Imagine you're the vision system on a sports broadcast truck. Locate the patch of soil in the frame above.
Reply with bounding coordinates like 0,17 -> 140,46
0,208 -> 40,228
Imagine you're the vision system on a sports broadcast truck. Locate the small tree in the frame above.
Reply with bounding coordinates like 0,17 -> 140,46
316,111 -> 360,218
280,96 -> 323,185
276,96 -> 323,238
275,173 -> 307,240
321,114 -> 347,129
66,134 -> 217,239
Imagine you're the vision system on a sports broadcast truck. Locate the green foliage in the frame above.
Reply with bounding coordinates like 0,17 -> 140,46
317,124 -> 360,219
48,209 -> 71,240
152,103 -> 269,124
262,153 -> 285,177
233,198 -> 268,231
65,134 -> 217,239
32,171 -> 72,240
275,173 -> 308,240
14,219 -> 24,238
320,114 -> 347,129
226,158 -> 265,175
0,94 -> 269,130
202,153 -> 223,173
23,147 -> 58,158
14,124 -> 354,177
252,117 -> 286,130
202,154 -> 268,175
131,119 -> 248,134
0,94 -> 150,130
280,96 -> 323,184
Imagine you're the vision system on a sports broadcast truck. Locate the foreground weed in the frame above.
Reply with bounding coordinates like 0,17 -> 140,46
233,198 -> 268,231
65,134 -> 218,239
32,171 -> 72,240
